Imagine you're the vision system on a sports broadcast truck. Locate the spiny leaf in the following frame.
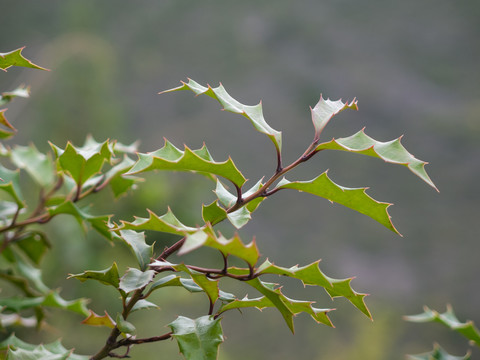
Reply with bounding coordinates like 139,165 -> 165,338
406,343 -> 471,360
162,78 -> 282,152
316,129 -> 438,190
214,179 -> 265,228
50,138 -> 114,186
169,315 -> 224,360
0,109 -> 17,139
7,346 -> 72,360
0,164 -> 24,208
47,201 -> 113,240
0,48 -> 48,71
310,95 -> 358,139
115,313 -> 136,335
119,268 -> 155,294
405,305 -> 480,347
116,208 -> 197,235
130,299 -> 159,313
256,259 -> 371,319
126,140 -> 246,187
104,155 -> 140,198
15,231 -> 50,265
0,85 -> 30,107
202,200 -> 227,225
146,274 -> 203,296
118,230 -> 154,271
179,228 -> 260,267
10,144 -> 56,188
81,310 -> 115,328
0,291 -> 89,316
275,172 -> 399,235
68,262 -> 120,288
217,295 -> 334,327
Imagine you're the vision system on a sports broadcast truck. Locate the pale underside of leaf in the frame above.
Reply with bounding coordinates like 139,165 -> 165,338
311,95 -> 358,138
275,172 -> 399,235
161,78 -> 282,152
316,129 -> 438,191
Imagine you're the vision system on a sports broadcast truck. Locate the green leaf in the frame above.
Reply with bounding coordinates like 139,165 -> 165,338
0,291 -> 88,316
10,144 -> 56,188
116,208 -> 197,235
310,95 -> 358,139
169,315 -> 224,360
47,201 -> 113,240
105,155 -> 140,198
179,228 -> 260,267
162,78 -> 282,153
130,299 -> 159,313
81,310 -> 115,328
119,230 -> 154,271
115,313 -> 136,335
0,85 -> 30,107
275,172 -> 399,235
68,262 -> 120,288
119,268 -> 155,294
406,343 -> 471,360
0,164 -> 24,207
50,137 -> 114,186
217,295 -> 333,327
146,274 -> 204,297
0,48 -> 48,71
214,179 -> 265,228
0,110 -> 16,139
405,305 -> 480,347
42,291 -> 89,316
15,231 -> 50,265
202,200 -> 227,225
256,259 -> 371,319
316,129 -> 438,190
0,335 -> 88,360
126,140 -> 246,188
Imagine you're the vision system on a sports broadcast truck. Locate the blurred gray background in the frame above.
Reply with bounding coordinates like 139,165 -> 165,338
1,1 -> 479,359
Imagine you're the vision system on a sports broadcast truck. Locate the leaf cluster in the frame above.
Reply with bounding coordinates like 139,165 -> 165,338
0,50 -> 438,360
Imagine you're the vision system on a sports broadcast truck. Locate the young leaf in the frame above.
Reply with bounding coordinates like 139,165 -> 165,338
118,230 -> 154,271
68,262 -> 120,288
119,268 -> 155,294
275,172 -> 399,235
162,78 -> 282,153
126,140 -> 246,188
316,129 -> 438,190
81,310 -> 115,329
406,343 -> 471,360
10,144 -> 56,188
310,95 -> 358,139
405,305 -> 480,347
0,48 -> 48,71
169,315 -> 224,360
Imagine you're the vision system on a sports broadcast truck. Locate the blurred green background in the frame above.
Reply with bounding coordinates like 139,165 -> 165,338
1,1 -> 479,359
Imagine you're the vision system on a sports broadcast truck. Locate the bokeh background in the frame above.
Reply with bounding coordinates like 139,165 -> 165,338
1,1 -> 479,359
